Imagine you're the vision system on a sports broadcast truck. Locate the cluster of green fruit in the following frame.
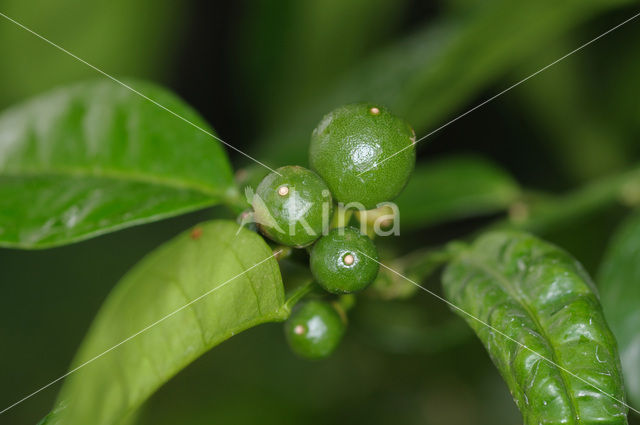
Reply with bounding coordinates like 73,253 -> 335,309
249,103 -> 416,359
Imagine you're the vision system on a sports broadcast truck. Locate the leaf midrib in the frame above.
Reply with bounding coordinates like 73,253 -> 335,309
1,166 -> 229,199
460,254 -> 579,423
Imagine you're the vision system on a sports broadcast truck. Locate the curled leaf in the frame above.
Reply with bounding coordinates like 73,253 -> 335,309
443,230 -> 628,425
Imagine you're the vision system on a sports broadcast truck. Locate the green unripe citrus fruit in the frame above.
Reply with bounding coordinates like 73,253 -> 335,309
285,300 -> 345,359
310,226 -> 379,294
253,166 -> 332,247
309,103 -> 416,209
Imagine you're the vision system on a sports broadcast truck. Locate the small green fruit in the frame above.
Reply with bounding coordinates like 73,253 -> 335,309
310,227 -> 379,294
253,166 -> 332,247
309,103 -> 416,209
285,300 -> 345,359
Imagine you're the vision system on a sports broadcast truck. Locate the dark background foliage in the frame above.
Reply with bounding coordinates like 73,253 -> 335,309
1,0 -> 639,424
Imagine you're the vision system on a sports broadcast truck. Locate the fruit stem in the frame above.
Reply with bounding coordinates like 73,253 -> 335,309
337,294 -> 356,312
330,205 -> 354,229
282,280 -> 316,315
273,246 -> 293,261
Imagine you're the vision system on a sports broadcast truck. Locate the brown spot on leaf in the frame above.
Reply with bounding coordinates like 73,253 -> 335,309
190,227 -> 203,240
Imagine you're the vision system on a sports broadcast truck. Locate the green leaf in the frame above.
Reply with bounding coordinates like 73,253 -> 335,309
443,231 -> 628,425
0,80 -> 240,249
395,156 -> 520,230
0,0 -> 187,109
253,0 -> 632,165
43,220 -> 286,425
598,211 -> 640,408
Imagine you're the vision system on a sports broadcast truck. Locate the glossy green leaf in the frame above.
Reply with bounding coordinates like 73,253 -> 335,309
0,0 -> 186,109
598,211 -> 640,408
43,220 -> 286,425
396,156 -> 520,230
0,80 -> 240,249
443,230 -> 628,425
253,0 -> 632,165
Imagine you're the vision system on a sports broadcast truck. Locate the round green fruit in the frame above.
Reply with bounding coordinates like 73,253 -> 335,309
310,227 -> 379,294
253,165 -> 332,247
285,300 -> 345,359
309,103 -> 416,209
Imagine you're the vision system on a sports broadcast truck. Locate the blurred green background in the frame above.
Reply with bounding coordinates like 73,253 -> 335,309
1,0 -> 640,424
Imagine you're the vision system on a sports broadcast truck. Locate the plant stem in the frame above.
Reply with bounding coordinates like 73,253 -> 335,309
337,294 -> 357,312
403,247 -> 454,283
366,248 -> 453,301
330,205 -> 354,229
509,165 -> 640,234
282,280 -> 316,315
